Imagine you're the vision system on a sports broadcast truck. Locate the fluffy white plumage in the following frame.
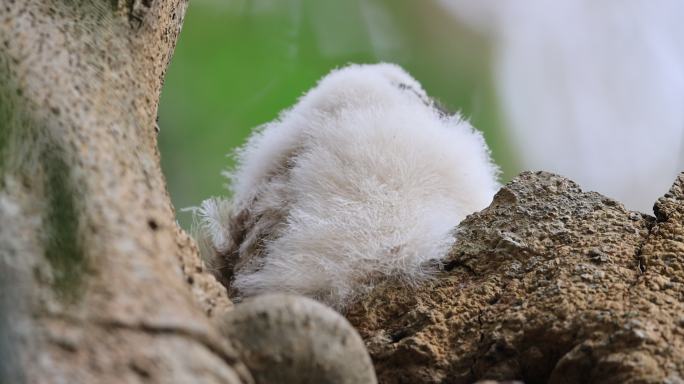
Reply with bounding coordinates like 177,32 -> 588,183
199,63 -> 499,308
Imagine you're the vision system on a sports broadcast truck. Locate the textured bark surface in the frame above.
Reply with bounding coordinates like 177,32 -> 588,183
0,1 -> 246,383
346,171 -> 684,384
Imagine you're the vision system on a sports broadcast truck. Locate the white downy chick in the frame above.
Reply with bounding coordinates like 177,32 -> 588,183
199,63 -> 499,309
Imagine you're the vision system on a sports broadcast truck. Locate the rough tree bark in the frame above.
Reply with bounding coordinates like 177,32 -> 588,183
0,1 -> 248,383
346,172 -> 684,384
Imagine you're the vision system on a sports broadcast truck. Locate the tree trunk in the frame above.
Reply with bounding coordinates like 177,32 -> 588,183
0,1 -> 248,383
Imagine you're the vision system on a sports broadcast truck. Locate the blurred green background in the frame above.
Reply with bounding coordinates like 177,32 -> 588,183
159,0 -> 519,229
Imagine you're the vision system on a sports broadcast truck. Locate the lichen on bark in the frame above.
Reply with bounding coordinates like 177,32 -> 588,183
42,145 -> 86,301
